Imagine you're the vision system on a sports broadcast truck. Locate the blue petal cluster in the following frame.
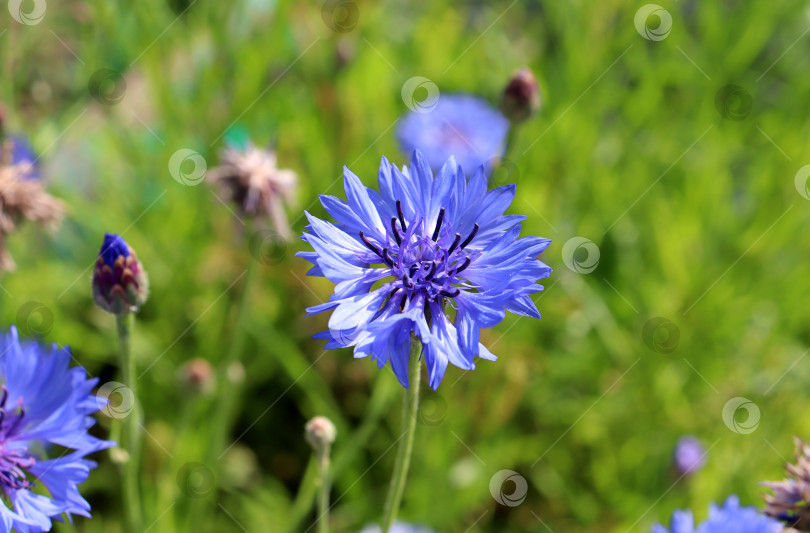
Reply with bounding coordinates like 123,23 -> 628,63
0,326 -> 113,532
653,496 -> 782,533
396,94 -> 509,175
298,151 -> 551,389
99,233 -> 131,268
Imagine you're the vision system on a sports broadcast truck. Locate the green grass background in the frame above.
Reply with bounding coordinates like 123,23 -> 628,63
2,0 -> 810,531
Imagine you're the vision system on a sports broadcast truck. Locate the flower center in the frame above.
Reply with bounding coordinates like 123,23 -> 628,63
0,386 -> 34,491
359,201 -> 478,307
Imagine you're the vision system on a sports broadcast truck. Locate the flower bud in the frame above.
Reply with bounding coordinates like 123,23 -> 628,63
305,416 -> 336,453
92,233 -> 149,315
501,67 -> 541,122
177,358 -> 215,395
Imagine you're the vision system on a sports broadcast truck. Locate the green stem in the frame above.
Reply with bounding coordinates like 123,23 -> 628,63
189,247 -> 258,532
380,338 -> 422,533
316,444 -> 332,533
116,313 -> 142,533
209,253 -> 257,460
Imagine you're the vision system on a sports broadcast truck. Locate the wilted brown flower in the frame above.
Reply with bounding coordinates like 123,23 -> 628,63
0,161 -> 63,270
208,143 -> 297,239
762,437 -> 810,531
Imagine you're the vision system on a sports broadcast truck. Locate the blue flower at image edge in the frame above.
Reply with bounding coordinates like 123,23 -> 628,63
359,521 -> 435,533
0,326 -> 112,532
653,496 -> 783,533
298,151 -> 552,390
396,94 -> 509,175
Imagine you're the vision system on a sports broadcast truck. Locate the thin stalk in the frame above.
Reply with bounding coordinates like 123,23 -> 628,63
116,313 -> 142,533
208,251 -> 257,460
189,247 -> 258,532
380,339 -> 422,533
315,443 -> 332,533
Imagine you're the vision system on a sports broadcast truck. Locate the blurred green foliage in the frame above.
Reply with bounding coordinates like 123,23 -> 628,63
2,0 -> 810,531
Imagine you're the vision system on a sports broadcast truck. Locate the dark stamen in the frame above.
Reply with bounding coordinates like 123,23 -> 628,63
382,248 -> 394,267
432,208 -> 445,241
408,264 -> 418,278
403,272 -> 414,288
440,288 -> 460,298
455,257 -> 471,274
425,260 -> 438,280
399,294 -> 408,312
390,217 -> 402,245
396,200 -> 407,232
460,223 -> 479,249
447,233 -> 461,255
359,231 -> 384,259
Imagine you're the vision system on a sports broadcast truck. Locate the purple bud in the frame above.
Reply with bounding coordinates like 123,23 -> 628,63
92,233 -> 149,315
501,67 -> 542,122
674,436 -> 706,476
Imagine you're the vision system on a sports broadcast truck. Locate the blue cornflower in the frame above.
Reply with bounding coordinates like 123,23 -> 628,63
359,521 -> 435,533
298,151 -> 552,389
396,94 -> 509,176
0,326 -> 113,532
0,136 -> 40,179
653,495 -> 782,533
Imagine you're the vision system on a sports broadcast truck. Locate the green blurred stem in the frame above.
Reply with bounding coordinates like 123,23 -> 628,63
380,339 -> 422,533
116,313 -> 142,533
209,252 -> 257,458
315,443 -> 332,533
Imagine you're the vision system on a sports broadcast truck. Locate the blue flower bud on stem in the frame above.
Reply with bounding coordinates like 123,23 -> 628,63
92,233 -> 149,315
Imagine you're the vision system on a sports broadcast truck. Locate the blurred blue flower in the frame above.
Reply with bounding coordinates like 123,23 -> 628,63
653,495 -> 782,533
396,94 -> 509,176
0,326 -> 113,532
0,136 -> 40,179
298,151 -> 552,389
92,233 -> 149,315
674,436 -> 706,476
359,521 -> 435,533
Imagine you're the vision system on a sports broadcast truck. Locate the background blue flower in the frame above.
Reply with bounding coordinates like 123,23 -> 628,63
0,136 -> 40,179
396,94 -> 509,176
0,326 -> 112,532
299,150 -> 551,389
